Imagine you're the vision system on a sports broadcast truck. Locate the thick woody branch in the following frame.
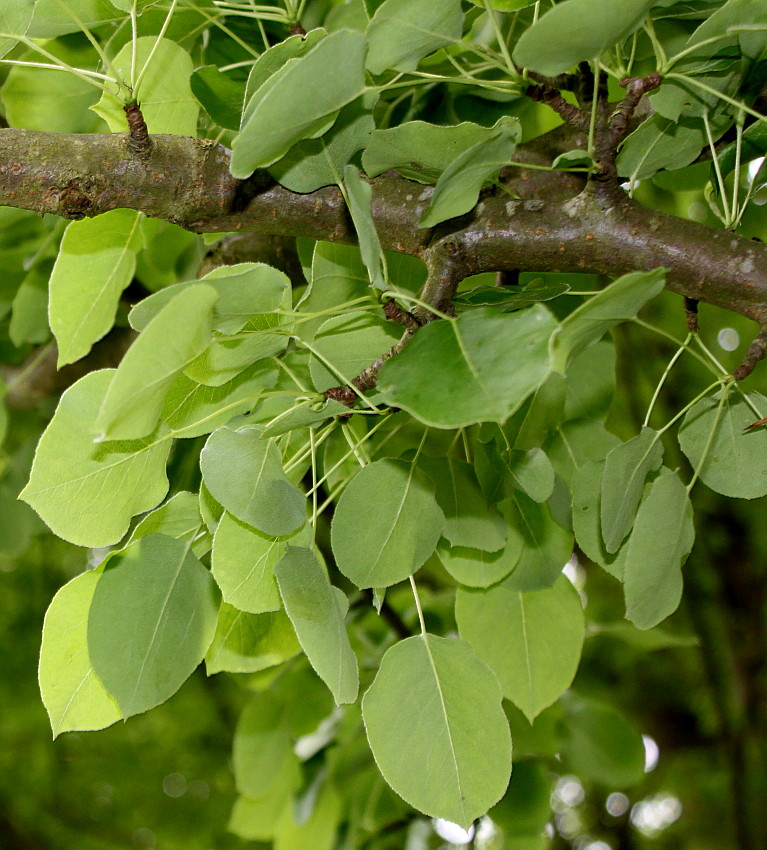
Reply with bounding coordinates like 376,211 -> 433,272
1,128 -> 767,330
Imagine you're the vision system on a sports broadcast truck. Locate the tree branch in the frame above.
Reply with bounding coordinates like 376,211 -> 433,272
1,128 -> 767,330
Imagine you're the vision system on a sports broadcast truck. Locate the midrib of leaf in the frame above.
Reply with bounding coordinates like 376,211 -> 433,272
518,593 -> 535,720
422,635 -> 466,824
452,323 -> 495,409
55,667 -> 94,736
128,545 -> 189,713
64,213 -> 141,357
605,434 -> 661,546
22,430 -> 171,498
246,442 -> 276,511
368,462 -> 417,583
379,18 -> 460,43
230,540 -> 280,598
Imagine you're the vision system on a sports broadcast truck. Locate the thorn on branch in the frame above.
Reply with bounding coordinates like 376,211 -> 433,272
734,328 -> 767,380
684,297 -> 700,332
123,102 -> 152,159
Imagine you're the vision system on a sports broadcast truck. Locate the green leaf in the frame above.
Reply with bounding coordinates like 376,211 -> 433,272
39,569 -> 122,738
678,391 -> 767,499
109,0 -> 162,11
378,306 -> 557,428
467,0 -> 536,8
0,2 -> 35,59
231,30 -> 367,176
241,30 -> 327,127
275,546 -> 359,705
560,695 -> 645,787
233,690 -> 300,798
212,512 -> 311,614
624,471 -> 694,629
10,265 -> 49,347
564,339 -> 616,422
95,285 -> 219,440
128,491 -> 210,557
617,115 -> 708,182
343,165 -> 387,289
419,117 -> 521,228
453,278 -> 569,310
419,457 -> 506,551
309,309 -> 401,391
501,448 -> 555,503
20,370 -> 171,547
200,426 -> 306,537
331,458 -> 445,588
270,97 -> 376,193
260,398 -> 351,438
512,0 -> 656,77
91,37 -> 199,136
366,0 -> 464,75
162,361 -> 279,438
129,262 -> 290,335
601,428 -> 664,554
88,534 -> 219,718
502,493 -> 574,591
456,576 -> 584,722
191,65 -> 244,130
274,783 -> 342,850
228,764 -> 296,841
550,269 -> 666,374
49,210 -> 143,367
205,604 -> 301,675
437,538 -> 521,588
571,460 -> 627,580
29,0 -> 122,38
362,120 -> 495,183
362,634 -> 511,827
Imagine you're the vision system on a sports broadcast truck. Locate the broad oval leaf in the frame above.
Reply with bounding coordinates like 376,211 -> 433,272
601,427 -> 664,554
231,30 -> 367,176
678,390 -> 767,499
331,458 -> 444,588
275,546 -> 359,705
92,37 -> 199,136
362,120 -> 494,183
456,575 -> 584,721
95,285 -> 219,441
212,512 -> 311,614
200,427 -> 306,537
437,538 -> 521,588
49,210 -> 144,367
624,471 -> 694,629
497,493 -> 573,591
88,534 -> 220,718
512,0 -> 656,77
233,690 -> 300,798
366,0 -> 464,75
419,117 -> 521,228
419,457 -> 506,551
362,634 -> 511,827
205,604 -> 301,675
270,97 -> 375,193
0,2 -> 35,59
561,695 -> 645,787
309,309 -> 400,391
378,305 -> 557,428
129,262 -> 290,335
20,370 -> 171,548
550,269 -> 666,374
39,569 -> 122,737
128,490 -> 210,557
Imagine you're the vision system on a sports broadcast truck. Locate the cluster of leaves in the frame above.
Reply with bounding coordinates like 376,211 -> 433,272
2,0 -> 767,846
